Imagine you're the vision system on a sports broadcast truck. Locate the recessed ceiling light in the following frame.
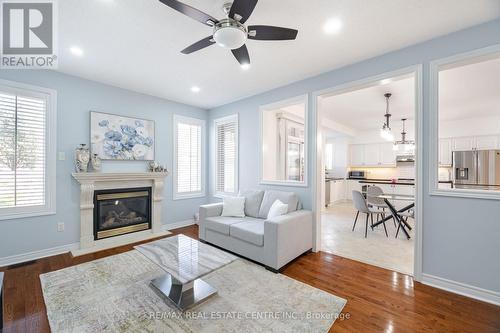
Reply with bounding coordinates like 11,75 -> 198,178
70,46 -> 84,57
323,18 -> 342,35
191,86 -> 201,93
241,63 -> 250,71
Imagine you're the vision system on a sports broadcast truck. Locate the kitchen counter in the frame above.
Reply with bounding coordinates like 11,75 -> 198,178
353,178 -> 454,186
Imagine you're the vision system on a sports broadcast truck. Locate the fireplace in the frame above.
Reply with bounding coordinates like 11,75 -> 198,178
93,187 -> 152,240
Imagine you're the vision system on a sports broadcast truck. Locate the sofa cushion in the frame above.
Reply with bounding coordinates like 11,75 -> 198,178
238,189 -> 264,218
230,219 -> 265,246
267,199 -> 288,219
205,216 -> 247,235
221,196 -> 245,217
258,190 -> 299,219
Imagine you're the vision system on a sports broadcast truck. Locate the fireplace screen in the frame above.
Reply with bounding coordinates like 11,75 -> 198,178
94,187 -> 152,240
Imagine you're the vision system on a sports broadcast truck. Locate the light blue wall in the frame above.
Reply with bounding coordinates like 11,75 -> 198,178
208,19 -> 500,293
0,70 -> 208,259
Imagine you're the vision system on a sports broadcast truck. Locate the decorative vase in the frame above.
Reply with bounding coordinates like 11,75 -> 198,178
75,144 -> 90,173
91,154 -> 102,172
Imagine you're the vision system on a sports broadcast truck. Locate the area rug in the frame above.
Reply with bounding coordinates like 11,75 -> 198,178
40,251 -> 347,332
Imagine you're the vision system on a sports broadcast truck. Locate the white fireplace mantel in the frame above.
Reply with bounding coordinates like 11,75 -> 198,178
71,172 -> 171,256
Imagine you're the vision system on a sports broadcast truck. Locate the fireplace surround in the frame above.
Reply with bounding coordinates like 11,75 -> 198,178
72,172 -> 170,256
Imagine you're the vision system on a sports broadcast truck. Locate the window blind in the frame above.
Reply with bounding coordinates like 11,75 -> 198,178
175,120 -> 202,195
215,116 -> 238,194
0,91 -> 46,208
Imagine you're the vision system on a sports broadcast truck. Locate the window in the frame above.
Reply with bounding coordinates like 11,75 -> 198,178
325,143 -> 333,170
430,46 -> 500,199
260,95 -> 308,186
0,80 -> 56,220
173,115 -> 205,199
214,114 -> 238,196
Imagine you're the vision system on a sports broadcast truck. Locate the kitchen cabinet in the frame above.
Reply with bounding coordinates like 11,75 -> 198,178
451,135 -> 498,152
330,179 -> 346,203
439,138 -> 452,166
350,145 -> 365,167
379,143 -> 397,166
346,180 -> 362,200
365,183 -> 415,196
364,144 -> 380,166
475,135 -> 497,150
452,137 -> 474,151
438,182 -> 453,190
349,143 -> 396,167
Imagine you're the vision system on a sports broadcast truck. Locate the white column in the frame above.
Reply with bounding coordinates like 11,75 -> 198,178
79,181 -> 95,249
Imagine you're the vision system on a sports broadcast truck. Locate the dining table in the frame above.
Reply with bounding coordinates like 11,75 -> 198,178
369,193 -> 415,240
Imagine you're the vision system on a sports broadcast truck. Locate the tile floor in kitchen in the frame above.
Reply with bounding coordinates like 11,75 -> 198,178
321,202 -> 414,275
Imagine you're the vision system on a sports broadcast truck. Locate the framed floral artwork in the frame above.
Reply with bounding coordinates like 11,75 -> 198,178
90,111 -> 155,160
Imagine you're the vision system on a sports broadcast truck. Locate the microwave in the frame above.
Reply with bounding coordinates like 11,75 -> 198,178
348,171 -> 366,179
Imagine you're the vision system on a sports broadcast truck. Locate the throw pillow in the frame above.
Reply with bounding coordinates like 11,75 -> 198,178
267,199 -> 289,219
221,196 -> 246,217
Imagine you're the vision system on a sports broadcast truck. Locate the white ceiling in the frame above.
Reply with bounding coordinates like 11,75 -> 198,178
439,55 -> 500,120
320,54 -> 500,131
57,0 -> 500,109
320,75 -> 415,131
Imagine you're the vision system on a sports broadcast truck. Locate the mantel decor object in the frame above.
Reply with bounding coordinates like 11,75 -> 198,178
91,154 -> 102,172
149,161 -> 168,173
75,144 -> 90,173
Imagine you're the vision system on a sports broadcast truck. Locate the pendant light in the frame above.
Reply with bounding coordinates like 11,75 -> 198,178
393,118 -> 415,152
380,93 -> 394,141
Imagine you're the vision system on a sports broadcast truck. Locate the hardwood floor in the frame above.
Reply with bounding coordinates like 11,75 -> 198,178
1,225 -> 499,332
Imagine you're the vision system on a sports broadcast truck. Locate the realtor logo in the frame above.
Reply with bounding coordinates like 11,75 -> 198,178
1,0 -> 58,68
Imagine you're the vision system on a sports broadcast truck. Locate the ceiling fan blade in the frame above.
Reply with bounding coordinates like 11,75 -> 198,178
247,25 -> 298,41
181,36 -> 215,54
159,0 -> 218,26
231,44 -> 250,66
229,0 -> 258,24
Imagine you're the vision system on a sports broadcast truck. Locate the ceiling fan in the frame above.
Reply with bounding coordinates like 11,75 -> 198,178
158,0 -> 299,67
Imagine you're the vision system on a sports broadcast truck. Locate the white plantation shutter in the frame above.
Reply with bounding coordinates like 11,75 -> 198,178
174,115 -> 205,199
215,115 -> 238,195
0,82 -> 55,219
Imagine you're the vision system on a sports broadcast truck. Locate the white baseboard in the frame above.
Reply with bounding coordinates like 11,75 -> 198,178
422,273 -> 500,306
163,219 -> 196,231
0,220 -> 197,267
0,242 -> 80,267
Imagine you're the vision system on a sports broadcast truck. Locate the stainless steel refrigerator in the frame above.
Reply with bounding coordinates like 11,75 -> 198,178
453,150 -> 500,190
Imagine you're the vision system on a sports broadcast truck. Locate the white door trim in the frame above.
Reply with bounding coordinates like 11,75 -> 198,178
310,65 -> 424,281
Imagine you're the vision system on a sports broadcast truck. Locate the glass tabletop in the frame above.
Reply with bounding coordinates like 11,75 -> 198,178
135,234 -> 237,284
376,193 -> 415,201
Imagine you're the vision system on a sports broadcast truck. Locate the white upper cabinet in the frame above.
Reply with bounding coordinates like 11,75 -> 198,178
452,135 -> 498,151
452,137 -> 474,151
475,135 -> 497,150
364,144 -> 380,166
439,138 -> 452,166
379,143 -> 397,166
349,143 -> 396,167
350,145 -> 365,166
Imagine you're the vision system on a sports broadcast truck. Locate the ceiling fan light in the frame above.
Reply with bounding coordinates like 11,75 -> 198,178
213,25 -> 247,49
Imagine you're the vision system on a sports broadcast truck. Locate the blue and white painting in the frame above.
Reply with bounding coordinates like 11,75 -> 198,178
90,112 -> 155,160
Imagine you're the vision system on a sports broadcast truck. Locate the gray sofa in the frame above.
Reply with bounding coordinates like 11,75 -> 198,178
198,190 -> 313,272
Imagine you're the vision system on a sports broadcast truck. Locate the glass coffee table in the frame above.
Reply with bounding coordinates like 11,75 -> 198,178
135,234 -> 237,311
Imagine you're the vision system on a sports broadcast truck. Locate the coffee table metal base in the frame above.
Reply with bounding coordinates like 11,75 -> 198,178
150,273 -> 217,311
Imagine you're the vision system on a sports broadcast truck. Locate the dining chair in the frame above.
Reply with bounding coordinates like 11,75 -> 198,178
352,190 -> 388,238
396,210 -> 414,238
366,185 -> 397,228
